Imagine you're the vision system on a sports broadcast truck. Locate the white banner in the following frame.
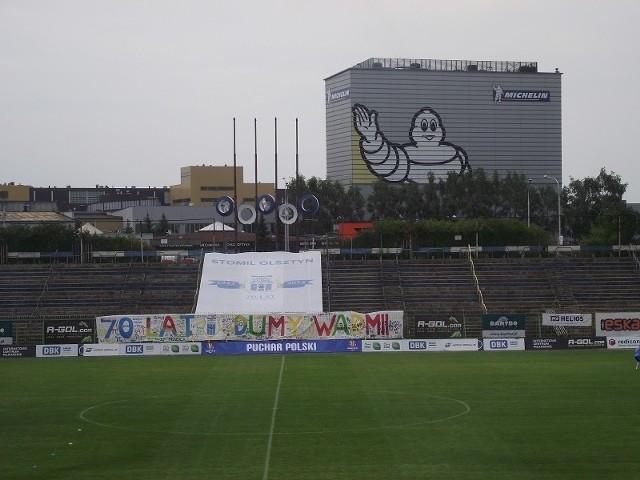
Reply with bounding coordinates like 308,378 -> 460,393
196,251 -> 323,313
542,313 -> 592,327
595,312 -> 640,337
80,344 -> 119,356
362,338 -> 481,353
36,344 -> 79,357
606,337 -> 640,349
96,311 -> 404,343
482,338 -> 525,351
119,343 -> 201,355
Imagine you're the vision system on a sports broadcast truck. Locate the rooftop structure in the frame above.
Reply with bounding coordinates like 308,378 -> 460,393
350,57 -> 539,73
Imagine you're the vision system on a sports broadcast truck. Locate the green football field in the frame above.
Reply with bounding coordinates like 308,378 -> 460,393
1,350 -> 638,480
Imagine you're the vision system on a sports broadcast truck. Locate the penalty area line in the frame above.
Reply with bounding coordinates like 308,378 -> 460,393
263,355 -> 285,480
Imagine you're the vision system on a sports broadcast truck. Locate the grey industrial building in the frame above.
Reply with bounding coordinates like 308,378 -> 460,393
325,57 -> 562,194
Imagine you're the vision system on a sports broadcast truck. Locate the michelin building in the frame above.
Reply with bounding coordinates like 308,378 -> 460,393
325,57 -> 561,192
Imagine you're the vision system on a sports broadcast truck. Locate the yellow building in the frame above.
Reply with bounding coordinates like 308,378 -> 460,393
0,183 -> 30,202
170,165 -> 275,207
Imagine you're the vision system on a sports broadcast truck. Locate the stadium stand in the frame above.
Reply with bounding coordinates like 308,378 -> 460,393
0,263 -> 199,317
2,256 -> 640,343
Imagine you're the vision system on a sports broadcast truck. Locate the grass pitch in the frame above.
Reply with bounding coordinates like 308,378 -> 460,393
1,350 -> 638,480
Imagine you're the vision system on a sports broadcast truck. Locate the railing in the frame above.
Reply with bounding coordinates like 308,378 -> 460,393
3,244 -> 640,264
465,245 -> 487,314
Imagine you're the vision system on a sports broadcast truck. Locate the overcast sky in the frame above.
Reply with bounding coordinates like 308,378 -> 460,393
2,0 -> 639,200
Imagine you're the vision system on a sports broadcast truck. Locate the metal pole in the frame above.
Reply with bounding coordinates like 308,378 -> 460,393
139,221 -> 144,263
544,175 -> 561,245
618,210 -> 621,256
233,118 -> 238,253
254,118 -> 258,252
284,180 -> 289,252
294,118 -> 299,253
527,178 -> 532,228
274,117 -> 279,251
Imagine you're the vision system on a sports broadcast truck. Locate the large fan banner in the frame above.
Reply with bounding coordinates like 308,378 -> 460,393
96,311 -> 404,343
195,251 -> 323,313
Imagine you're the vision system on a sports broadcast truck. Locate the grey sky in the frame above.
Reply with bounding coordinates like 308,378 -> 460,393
2,0 -> 639,199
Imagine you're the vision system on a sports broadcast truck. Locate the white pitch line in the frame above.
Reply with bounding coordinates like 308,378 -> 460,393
262,355 -> 285,480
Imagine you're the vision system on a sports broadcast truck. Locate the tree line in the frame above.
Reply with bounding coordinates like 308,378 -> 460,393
289,167 -> 640,247
1,167 -> 638,252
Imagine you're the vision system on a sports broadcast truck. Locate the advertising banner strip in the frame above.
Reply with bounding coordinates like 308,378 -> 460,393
362,339 -> 481,353
542,313 -> 592,327
524,337 -> 607,350
201,339 -> 361,355
595,312 -> 640,337
121,343 -> 201,355
95,311 -> 403,344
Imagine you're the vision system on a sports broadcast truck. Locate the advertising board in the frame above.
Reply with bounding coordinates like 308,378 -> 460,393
595,313 -> 640,338
0,321 -> 13,345
606,337 -> 640,349
201,339 -> 360,355
524,337 -> 607,350
44,319 -> 95,344
541,313 -> 592,327
482,314 -> 526,338
36,344 -> 79,357
482,338 -> 525,351
412,314 -> 463,338
0,345 -> 36,358
361,339 -> 481,352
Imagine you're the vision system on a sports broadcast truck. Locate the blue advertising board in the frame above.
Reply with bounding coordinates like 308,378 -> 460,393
201,339 -> 361,355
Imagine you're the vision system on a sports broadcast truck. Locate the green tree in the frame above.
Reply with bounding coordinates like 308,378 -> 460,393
255,214 -> 272,251
563,168 -> 629,242
154,213 -> 171,235
367,181 -> 404,220
141,213 -> 153,234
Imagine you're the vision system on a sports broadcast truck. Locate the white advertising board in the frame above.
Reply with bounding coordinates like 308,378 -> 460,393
36,344 -> 79,357
80,344 -> 119,357
120,343 -> 202,355
595,312 -> 640,338
542,313 -> 592,327
362,339 -> 481,353
606,337 -> 640,349
482,338 -> 525,351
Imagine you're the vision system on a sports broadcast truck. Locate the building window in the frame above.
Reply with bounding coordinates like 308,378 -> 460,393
69,190 -> 103,204
201,186 -> 233,191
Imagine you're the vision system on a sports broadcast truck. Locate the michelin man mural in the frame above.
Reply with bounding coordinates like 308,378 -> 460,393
352,103 -> 471,182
